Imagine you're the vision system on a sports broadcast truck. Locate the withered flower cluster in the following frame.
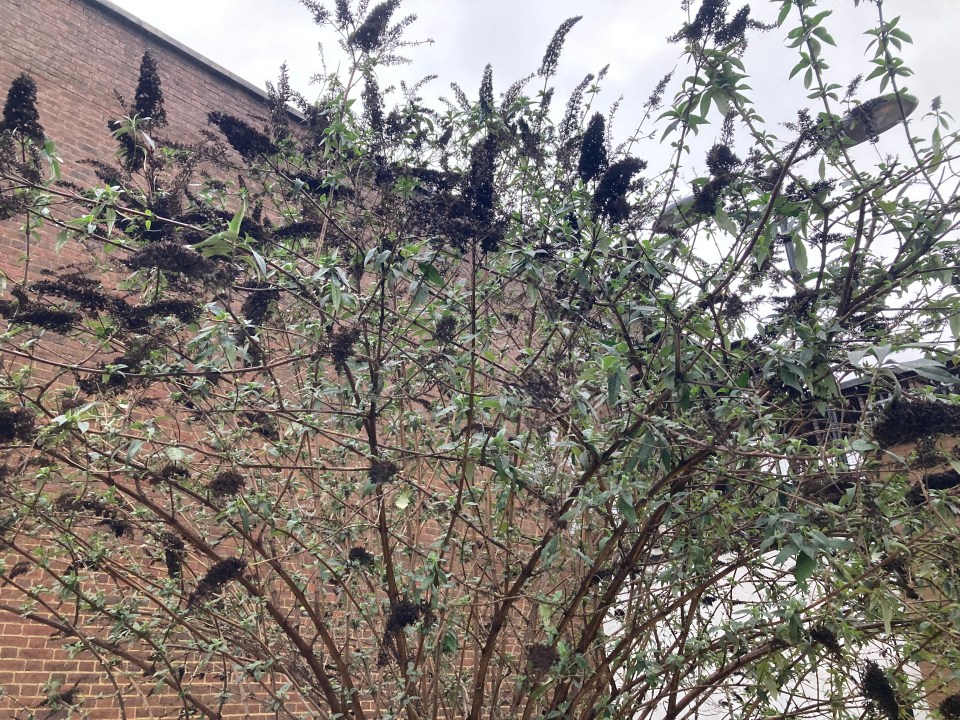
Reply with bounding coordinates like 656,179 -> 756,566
54,493 -> 130,537
108,52 -> 169,172
152,463 -> 189,486
433,315 -> 456,344
538,16 -> 582,78
272,220 -> 326,242
6,561 -> 30,581
188,557 -> 247,608
846,96 -> 885,144
118,298 -> 202,330
940,694 -> 960,720
591,157 -> 646,224
385,597 -> 421,632
527,643 -> 560,674
872,397 -> 960,448
348,546 -> 376,568
327,325 -> 361,366
693,143 -> 741,216
808,625 -> 842,659
124,240 -> 217,279
0,405 -> 35,444
161,532 -> 186,579
467,133 -> 498,229
240,281 -> 280,327
861,662 -> 902,720
207,470 -> 246,498
771,287 -> 818,321
31,269 -> 190,320
478,65 -> 494,117
369,459 -> 399,485
577,113 -> 608,183
362,74 -> 385,133
76,335 -> 160,395
670,0 -> 755,47
0,287 -> 80,333
1,73 -> 44,142
31,272 -> 110,312
241,411 -> 280,441
133,51 -> 167,126
349,0 -> 400,54
208,112 -> 277,160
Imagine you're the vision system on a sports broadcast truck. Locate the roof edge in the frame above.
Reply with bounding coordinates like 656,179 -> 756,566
82,0 -> 273,106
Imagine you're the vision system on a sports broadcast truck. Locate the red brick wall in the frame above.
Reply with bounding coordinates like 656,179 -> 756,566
0,2 -> 281,716
0,0 -> 272,284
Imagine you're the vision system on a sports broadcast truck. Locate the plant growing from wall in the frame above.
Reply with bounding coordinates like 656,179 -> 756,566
1,1 -> 960,719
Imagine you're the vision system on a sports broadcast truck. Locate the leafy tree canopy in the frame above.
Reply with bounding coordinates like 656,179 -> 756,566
1,1 -> 960,719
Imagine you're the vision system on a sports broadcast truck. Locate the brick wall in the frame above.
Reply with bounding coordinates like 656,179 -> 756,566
0,0 -> 272,285
0,2 -> 283,716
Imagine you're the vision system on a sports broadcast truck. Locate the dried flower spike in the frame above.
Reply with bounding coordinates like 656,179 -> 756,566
578,113 -> 607,183
161,532 -> 186,579
207,470 -> 245,498
862,662 -> 901,720
0,405 -> 36,443
1,73 -> 44,142
369,459 -> 399,485
809,625 -> 842,659
349,0 -> 400,53
538,16 -> 582,78
386,598 -> 421,632
208,112 -> 277,160
527,643 -> 560,674
939,694 -> 960,720
188,557 -> 246,607
133,51 -> 167,126
348,546 -> 376,568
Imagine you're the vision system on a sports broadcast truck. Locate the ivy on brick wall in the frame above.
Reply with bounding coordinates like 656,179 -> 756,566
1,1 -> 960,719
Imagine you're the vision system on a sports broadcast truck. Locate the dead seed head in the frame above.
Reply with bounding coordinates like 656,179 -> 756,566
207,470 -> 246,498
189,557 -> 246,607
527,643 -> 560,673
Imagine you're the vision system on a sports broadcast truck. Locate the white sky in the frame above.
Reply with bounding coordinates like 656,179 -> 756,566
107,0 -> 960,173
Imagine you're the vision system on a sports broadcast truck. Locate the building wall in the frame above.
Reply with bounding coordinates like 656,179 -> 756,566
0,2 -> 283,716
0,0 -> 272,285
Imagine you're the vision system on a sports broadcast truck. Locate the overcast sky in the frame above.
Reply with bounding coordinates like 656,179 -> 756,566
108,0 -> 959,172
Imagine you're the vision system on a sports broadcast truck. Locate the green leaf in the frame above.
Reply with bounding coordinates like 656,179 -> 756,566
808,9 -> 832,27
892,359 -> 959,385
125,439 -> 144,463
714,207 -> 738,235
617,492 -> 637,525
248,247 -> 267,278
607,369 -> 622,408
194,232 -> 234,258
792,238 -> 808,275
889,27 -> 912,43
228,198 -> 247,239
56,229 -> 70,252
239,504 -> 251,535
794,551 -> 815,585
442,630 -> 459,654
789,58 -> 809,81
330,277 -> 342,312
813,27 -> 836,46
777,1 -> 792,27
43,139 -> 61,180
418,262 -> 443,286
